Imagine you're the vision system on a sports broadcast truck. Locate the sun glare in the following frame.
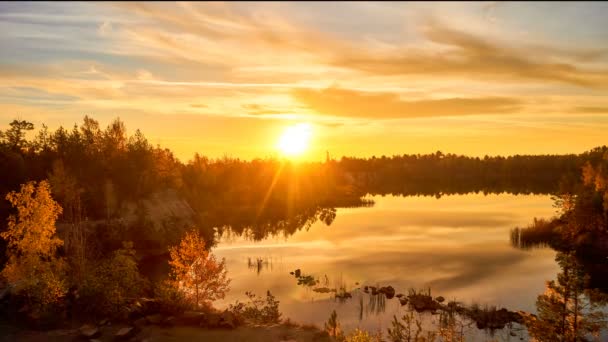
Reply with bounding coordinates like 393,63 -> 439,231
277,123 -> 312,157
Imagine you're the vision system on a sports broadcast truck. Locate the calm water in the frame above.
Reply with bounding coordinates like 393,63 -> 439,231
213,194 -> 559,338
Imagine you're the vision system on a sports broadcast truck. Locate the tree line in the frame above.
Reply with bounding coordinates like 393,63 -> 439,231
1,116 -> 606,253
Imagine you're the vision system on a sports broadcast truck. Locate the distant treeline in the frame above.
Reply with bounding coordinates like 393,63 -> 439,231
337,151 -> 594,197
0,116 -> 606,251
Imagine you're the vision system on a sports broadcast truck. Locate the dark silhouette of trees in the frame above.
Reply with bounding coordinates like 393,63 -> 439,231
0,115 -> 605,254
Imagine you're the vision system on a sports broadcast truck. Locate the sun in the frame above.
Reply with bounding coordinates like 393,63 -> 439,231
277,123 -> 312,157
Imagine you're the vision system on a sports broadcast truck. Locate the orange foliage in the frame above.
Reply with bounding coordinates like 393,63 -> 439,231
168,230 -> 230,308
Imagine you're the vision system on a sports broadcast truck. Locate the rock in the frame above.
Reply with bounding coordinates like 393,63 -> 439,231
79,324 -> 101,339
139,298 -> 161,315
335,291 -> 352,299
399,297 -> 408,306
294,269 -> 301,278
370,286 -> 378,295
203,313 -> 221,328
313,287 -> 332,293
363,286 -> 369,293
396,293 -> 404,298
435,296 -> 445,303
133,317 -> 147,328
218,311 -> 236,329
161,316 -> 175,327
179,311 -> 206,326
383,286 -> 395,299
114,326 -> 136,340
145,314 -> 163,325
289,272 -> 294,275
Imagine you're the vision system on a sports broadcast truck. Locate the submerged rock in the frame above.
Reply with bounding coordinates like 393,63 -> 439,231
381,286 -> 395,299
435,296 -> 445,303
313,287 -> 333,293
145,314 -> 163,325
79,324 -> 100,339
114,326 -> 136,340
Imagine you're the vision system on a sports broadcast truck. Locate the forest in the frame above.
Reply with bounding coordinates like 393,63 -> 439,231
1,116 -> 608,340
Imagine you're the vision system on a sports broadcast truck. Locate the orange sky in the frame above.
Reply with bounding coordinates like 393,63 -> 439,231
1,2 -> 608,162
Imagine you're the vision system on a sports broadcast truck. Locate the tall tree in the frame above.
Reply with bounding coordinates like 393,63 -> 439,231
3,119 -> 34,151
525,252 -> 606,342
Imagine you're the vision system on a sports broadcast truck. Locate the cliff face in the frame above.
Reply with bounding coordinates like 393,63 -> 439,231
55,189 -> 198,258
121,189 -> 196,230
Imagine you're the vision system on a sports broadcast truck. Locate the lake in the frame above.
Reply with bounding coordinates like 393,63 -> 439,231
213,193 -> 560,339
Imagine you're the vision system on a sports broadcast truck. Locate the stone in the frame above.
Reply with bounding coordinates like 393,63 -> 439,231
179,311 -> 206,326
383,286 -> 395,299
313,287 -> 332,293
114,326 -> 136,340
396,293 -> 404,298
133,317 -> 147,328
399,297 -> 408,306
79,324 -> 101,339
219,311 -> 236,329
294,269 -> 301,278
145,314 -> 163,325
161,316 -> 175,327
206,313 -> 221,328
435,296 -> 445,303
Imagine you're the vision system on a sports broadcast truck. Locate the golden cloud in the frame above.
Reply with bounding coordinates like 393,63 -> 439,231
292,87 -> 522,119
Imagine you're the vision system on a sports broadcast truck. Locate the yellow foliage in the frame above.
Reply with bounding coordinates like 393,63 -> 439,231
168,230 -> 230,308
0,180 -> 67,315
2,180 -> 63,259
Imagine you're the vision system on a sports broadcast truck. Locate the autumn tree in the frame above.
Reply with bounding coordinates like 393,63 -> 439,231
168,230 -> 230,308
0,180 -> 67,318
525,252 -> 607,342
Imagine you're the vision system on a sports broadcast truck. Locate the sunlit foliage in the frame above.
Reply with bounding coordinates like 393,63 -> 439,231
0,180 -> 67,318
168,230 -> 230,308
80,241 -> 147,317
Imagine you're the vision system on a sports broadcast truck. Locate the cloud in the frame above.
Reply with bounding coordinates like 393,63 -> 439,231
242,104 -> 285,116
292,87 -> 522,119
331,22 -> 608,88
0,87 -> 80,107
574,106 -> 608,114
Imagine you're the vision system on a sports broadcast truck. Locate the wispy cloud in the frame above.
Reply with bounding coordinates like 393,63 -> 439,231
293,87 -> 522,119
332,21 -> 608,88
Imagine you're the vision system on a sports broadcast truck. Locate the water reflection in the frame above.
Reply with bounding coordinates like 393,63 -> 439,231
247,257 -> 273,275
213,194 -> 560,339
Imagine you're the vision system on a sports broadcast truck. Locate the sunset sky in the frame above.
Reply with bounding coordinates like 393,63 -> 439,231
2,2 -> 608,162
